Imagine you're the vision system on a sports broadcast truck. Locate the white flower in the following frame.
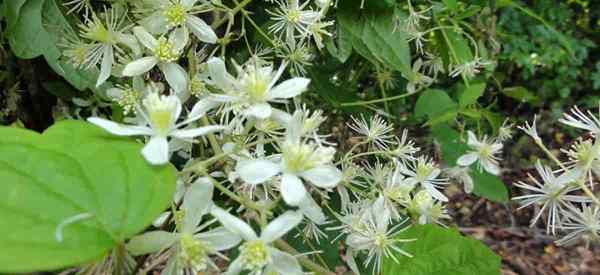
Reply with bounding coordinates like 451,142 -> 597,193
268,0 -> 320,45
449,57 -> 490,78
210,207 -> 304,275
559,105 -> 600,134
513,162 -> 589,235
206,57 -> 310,119
391,129 -> 420,161
457,131 -> 503,175
88,93 -> 225,165
399,156 -> 449,202
555,204 -> 600,246
445,166 -> 474,193
123,26 -> 189,95
235,112 -> 342,206
139,0 -> 218,43
406,59 -> 434,94
126,179 -> 241,273
347,114 -> 395,149
345,202 -> 414,275
66,8 -> 139,87
408,190 -> 450,225
518,114 -> 541,142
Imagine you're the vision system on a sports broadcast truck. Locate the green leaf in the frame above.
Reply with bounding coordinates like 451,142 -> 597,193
415,89 -> 458,118
443,0 -> 458,11
4,0 -> 99,91
382,224 -> 501,275
439,28 -> 473,68
458,82 -> 486,107
431,124 -> 469,165
501,86 -> 540,106
5,0 -> 51,59
471,169 -> 509,203
0,120 -> 176,273
338,4 -> 412,76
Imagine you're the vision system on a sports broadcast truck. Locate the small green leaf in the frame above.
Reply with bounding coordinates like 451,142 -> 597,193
415,89 -> 458,118
471,169 -> 509,203
458,82 -> 486,107
382,224 -> 501,275
443,0 -> 458,11
501,86 -> 540,105
0,120 -> 176,273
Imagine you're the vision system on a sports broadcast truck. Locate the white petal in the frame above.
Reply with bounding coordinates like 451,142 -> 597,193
235,159 -> 281,185
96,46 -> 113,87
298,196 -> 326,224
126,231 -> 179,255
271,108 -> 292,125
181,177 -> 213,233
169,27 -> 189,52
141,136 -> 170,165
87,117 -> 152,136
245,103 -> 272,119
187,98 -> 220,120
207,57 -> 234,90
210,206 -> 258,241
185,15 -> 218,43
481,160 -> 500,175
133,26 -> 158,50
457,152 -> 478,166
182,0 -> 200,8
159,62 -> 188,94
281,174 -> 307,206
170,125 -> 226,139
225,256 -> 243,275
267,77 -> 310,99
195,226 -> 241,251
467,131 -> 478,146
423,182 -> 448,202
106,87 -> 122,100
139,12 -> 169,34
261,211 -> 303,243
123,56 -> 158,76
300,165 -> 342,188
268,247 -> 303,275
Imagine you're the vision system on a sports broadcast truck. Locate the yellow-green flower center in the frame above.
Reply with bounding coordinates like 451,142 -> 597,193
243,71 -> 271,102
179,234 -> 210,271
143,94 -> 177,136
154,38 -> 180,62
81,17 -> 116,44
116,87 -> 142,115
287,10 -> 301,23
189,77 -> 208,97
415,163 -> 434,181
164,3 -> 187,26
240,240 -> 270,270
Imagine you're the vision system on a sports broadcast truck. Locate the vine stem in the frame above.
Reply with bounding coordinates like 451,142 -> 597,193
212,0 -> 253,29
340,92 -> 415,107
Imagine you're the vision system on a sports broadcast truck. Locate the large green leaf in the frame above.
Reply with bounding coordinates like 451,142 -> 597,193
431,124 -> 469,165
0,120 -> 176,273
3,0 -> 99,91
337,4 -> 412,77
382,224 -> 501,275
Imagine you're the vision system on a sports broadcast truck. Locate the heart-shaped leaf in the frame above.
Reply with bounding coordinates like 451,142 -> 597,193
0,120 -> 176,273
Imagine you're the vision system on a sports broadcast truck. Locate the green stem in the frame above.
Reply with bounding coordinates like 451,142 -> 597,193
340,92 -> 415,107
211,0 -> 253,29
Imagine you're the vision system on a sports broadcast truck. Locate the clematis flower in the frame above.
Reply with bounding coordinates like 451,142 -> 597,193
127,178 -> 241,274
123,26 -> 189,95
234,111 -> 342,206
63,8 -> 139,87
512,161 -> 588,235
210,207 -> 304,275
457,131 -> 503,175
139,0 -> 218,43
205,57 -> 310,119
268,0 -> 320,45
399,156 -> 449,202
88,92 -> 225,165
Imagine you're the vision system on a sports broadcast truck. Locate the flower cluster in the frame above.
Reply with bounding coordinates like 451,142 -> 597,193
55,1 -> 510,274
514,106 -> 600,246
